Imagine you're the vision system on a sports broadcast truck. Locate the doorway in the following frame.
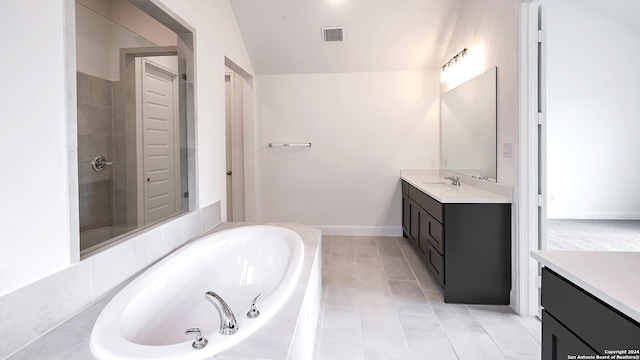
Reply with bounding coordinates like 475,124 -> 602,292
522,0 -> 640,316
136,56 -> 181,226
225,68 -> 245,222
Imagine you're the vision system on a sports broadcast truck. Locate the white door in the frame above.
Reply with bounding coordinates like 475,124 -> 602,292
141,59 -> 179,224
224,69 -> 246,222
225,73 -> 234,220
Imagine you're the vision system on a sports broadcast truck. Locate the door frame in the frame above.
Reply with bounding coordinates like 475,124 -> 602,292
135,56 -> 181,226
224,68 -> 246,222
518,0 -> 544,317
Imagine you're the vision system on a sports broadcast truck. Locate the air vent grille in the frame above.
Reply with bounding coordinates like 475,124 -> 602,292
322,27 -> 344,43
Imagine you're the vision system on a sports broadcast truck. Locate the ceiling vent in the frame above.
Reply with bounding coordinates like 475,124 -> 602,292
322,27 -> 344,43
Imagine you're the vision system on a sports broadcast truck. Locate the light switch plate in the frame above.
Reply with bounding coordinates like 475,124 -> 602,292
503,143 -> 512,157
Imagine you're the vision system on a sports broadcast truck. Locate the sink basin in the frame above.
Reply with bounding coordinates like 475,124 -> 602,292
422,181 -> 447,185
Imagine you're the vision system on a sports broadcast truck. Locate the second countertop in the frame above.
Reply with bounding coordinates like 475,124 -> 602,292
401,169 -> 512,204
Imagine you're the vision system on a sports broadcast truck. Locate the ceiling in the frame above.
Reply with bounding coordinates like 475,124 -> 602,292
229,0 -> 463,75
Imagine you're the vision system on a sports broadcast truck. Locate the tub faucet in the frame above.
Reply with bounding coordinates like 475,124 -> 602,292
204,291 -> 238,335
445,175 -> 461,186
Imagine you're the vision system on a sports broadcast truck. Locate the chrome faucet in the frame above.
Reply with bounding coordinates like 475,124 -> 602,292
204,291 -> 238,335
445,175 -> 461,186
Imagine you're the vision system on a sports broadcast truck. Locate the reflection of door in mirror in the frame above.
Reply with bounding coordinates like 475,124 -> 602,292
136,57 -> 180,226
441,67 -> 497,181
76,2 -> 189,254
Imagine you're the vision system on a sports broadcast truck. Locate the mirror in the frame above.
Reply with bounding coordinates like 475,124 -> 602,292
441,67 -> 497,181
76,2 -> 190,253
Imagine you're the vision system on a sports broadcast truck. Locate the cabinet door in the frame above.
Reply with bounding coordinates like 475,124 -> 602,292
426,242 -> 444,287
543,311 -> 596,360
423,213 -> 443,254
416,209 -> 428,259
402,193 -> 410,235
410,200 -> 419,244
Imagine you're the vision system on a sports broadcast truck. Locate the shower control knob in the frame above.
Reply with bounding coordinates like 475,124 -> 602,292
91,155 -> 112,172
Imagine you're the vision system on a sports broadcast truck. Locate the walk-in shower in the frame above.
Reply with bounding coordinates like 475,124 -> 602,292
76,1 -> 189,253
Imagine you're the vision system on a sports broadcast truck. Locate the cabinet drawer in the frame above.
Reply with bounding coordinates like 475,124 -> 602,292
542,310 -> 596,360
402,180 -> 409,195
423,212 -> 443,254
409,186 -> 443,223
426,242 -> 444,287
542,268 -> 640,351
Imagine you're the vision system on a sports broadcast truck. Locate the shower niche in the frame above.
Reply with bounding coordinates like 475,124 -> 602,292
75,0 -> 193,253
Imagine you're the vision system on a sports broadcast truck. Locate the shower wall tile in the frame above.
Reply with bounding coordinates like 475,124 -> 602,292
112,79 -> 126,110
0,261 -> 91,360
78,179 -> 112,197
114,189 -> 127,216
79,189 -> 113,231
88,75 -> 112,108
89,226 -> 163,301
113,162 -> 127,190
76,72 -> 90,106
77,103 -> 112,135
112,106 -> 125,136
112,135 -> 126,162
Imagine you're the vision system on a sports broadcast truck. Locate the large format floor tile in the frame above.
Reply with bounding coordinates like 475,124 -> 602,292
314,235 -> 541,360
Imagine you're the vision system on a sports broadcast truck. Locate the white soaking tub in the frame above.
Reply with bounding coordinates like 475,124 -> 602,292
90,225 -> 304,360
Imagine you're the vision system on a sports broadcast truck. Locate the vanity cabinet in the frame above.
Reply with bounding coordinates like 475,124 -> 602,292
401,180 -> 511,304
541,268 -> 640,359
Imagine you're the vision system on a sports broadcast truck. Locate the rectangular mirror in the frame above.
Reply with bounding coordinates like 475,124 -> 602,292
76,2 -> 190,254
441,67 -> 497,181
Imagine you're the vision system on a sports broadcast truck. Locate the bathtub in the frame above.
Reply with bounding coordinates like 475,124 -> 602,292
90,225 -> 305,360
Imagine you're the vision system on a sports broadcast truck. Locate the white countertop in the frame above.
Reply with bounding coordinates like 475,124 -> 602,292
531,250 -> 640,323
401,169 -> 512,204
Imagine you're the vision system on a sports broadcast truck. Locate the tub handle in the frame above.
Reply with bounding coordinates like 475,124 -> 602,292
247,293 -> 262,319
185,328 -> 208,350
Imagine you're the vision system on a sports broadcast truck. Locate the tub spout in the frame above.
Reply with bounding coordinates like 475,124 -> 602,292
204,291 -> 238,335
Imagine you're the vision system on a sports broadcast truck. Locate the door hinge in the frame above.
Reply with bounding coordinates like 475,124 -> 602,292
182,73 -> 187,80
184,191 -> 189,198
537,194 -> 545,207
537,30 -> 545,43
537,112 -> 546,125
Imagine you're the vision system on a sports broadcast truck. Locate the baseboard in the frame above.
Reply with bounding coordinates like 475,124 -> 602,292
313,225 -> 403,237
548,211 -> 640,220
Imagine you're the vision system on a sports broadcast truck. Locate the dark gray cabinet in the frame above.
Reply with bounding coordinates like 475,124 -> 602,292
541,268 -> 640,359
401,180 -> 511,304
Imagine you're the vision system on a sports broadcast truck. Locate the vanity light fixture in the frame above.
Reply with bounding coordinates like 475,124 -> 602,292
440,48 -> 468,83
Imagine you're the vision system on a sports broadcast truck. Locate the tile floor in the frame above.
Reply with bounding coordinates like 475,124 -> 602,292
313,235 -> 542,360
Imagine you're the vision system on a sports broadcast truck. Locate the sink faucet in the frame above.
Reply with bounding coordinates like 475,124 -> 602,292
444,175 -> 461,186
204,291 -> 238,335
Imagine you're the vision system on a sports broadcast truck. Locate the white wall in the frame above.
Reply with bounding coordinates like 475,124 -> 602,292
158,0 -> 254,216
255,71 -> 440,234
0,0 -> 253,297
0,0 -> 71,297
546,0 -> 640,219
442,0 -> 520,308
